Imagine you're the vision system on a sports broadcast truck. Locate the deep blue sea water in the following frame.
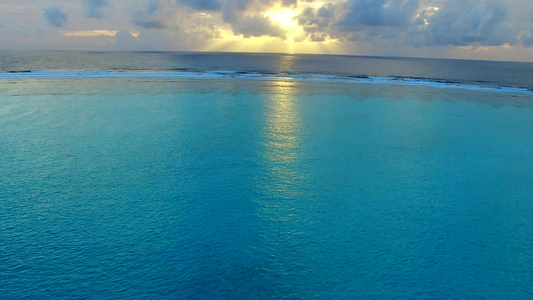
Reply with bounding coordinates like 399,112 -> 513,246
1,52 -> 533,299
1,51 -> 532,90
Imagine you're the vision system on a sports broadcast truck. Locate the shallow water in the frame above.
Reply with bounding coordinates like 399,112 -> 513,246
1,78 -> 532,298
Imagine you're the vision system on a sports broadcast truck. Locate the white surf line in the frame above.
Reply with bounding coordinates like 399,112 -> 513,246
1,71 -> 532,96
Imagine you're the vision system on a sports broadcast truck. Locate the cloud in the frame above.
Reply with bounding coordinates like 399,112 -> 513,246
178,0 -> 293,13
414,0 -> 509,46
223,13 -> 286,38
133,20 -> 166,29
297,3 -> 340,41
296,0 -> 421,42
43,5 -> 68,27
82,0 -> 109,18
60,30 -> 118,37
520,30 -> 533,46
293,0 -> 532,48
122,0 -> 533,49
282,0 -> 297,7
129,0 -> 171,29
179,0 -> 223,11
169,0 -> 290,39
298,3 -> 337,29
338,0 -> 420,29
5,0 -> 531,59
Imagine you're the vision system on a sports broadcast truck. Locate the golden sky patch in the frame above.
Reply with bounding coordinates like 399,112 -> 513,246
60,30 -> 118,37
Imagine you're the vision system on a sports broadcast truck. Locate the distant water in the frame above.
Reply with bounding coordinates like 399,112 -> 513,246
1,50 -> 532,90
1,52 -> 533,299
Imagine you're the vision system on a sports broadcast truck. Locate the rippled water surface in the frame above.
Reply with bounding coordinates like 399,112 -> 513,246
1,79 -> 532,299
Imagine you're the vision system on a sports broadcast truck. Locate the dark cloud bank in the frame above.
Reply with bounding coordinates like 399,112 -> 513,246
299,0 -> 530,47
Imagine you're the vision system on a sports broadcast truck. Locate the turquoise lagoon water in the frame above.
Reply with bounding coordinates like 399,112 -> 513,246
1,77 -> 532,299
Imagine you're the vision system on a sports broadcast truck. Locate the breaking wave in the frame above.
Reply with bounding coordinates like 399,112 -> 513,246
1,70 -> 532,95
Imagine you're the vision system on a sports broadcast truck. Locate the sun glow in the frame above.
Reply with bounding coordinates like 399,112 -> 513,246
203,33 -> 342,55
203,1 -> 342,54
129,31 -> 140,39
60,30 -> 118,37
264,9 -> 301,42
264,9 -> 297,29
416,6 -> 440,26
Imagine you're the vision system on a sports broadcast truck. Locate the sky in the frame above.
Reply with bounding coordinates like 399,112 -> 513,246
0,0 -> 532,61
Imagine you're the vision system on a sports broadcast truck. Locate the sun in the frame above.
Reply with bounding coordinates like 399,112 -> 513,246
264,9 -> 298,29
264,9 -> 300,42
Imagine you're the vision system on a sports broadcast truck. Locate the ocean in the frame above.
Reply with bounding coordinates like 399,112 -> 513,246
1,51 -> 532,299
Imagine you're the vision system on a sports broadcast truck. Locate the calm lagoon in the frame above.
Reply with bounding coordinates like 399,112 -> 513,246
1,76 -> 532,298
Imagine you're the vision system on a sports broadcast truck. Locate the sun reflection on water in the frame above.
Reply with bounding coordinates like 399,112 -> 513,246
265,82 -> 301,168
254,77 -> 309,227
